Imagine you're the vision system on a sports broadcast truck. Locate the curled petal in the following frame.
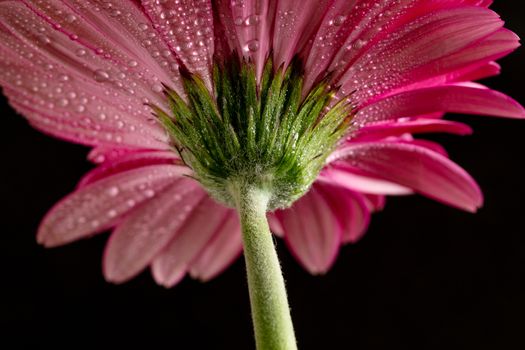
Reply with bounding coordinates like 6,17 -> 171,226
355,118 -> 473,141
276,184 -> 342,275
357,84 -> 525,124
320,164 -> 413,196
103,178 -> 205,284
78,150 -> 180,188
189,212 -> 242,282
361,194 -> 386,212
151,197 -> 232,287
315,182 -> 371,244
330,141 -> 483,212
38,165 -> 189,247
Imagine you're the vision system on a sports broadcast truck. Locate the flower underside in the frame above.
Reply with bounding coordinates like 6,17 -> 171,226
152,57 -> 354,210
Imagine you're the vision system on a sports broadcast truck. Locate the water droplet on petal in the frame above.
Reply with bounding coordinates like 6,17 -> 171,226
94,69 -> 110,82
66,14 -> 77,23
244,39 -> 259,52
151,84 -> 163,93
330,15 -> 346,26
76,48 -> 87,56
107,186 -> 120,197
245,15 -> 259,26
234,17 -> 243,26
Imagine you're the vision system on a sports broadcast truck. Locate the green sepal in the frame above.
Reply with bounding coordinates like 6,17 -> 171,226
152,57 -> 354,210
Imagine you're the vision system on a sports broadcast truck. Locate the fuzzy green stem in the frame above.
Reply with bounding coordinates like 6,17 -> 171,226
231,182 -> 297,350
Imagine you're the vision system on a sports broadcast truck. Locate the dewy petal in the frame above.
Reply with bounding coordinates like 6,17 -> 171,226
302,1 -> 495,92
336,7 -> 508,104
303,0 -> 403,93
141,0 -> 215,89
357,84 -> 525,124
77,150 -> 180,188
103,178 -> 205,284
0,1 -> 183,148
387,28 -> 520,93
330,141 -> 483,212
37,164 -> 190,247
189,212 -> 242,282
276,184 -> 342,275
151,196 -> 231,288
87,147 -> 141,164
216,0 -> 274,80
17,0 -> 184,96
271,0 -> 331,69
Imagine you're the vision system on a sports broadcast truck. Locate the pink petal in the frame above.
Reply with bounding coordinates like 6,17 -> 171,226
392,28 -> 519,92
330,141 -> 483,212
361,194 -> 386,212
18,0 -> 183,95
141,0 -> 215,89
304,1 -> 497,92
151,197 -> 232,287
272,0 -> 331,69
407,139 -> 449,157
87,147 -> 141,164
355,118 -> 473,141
38,164 -> 190,247
304,0 -> 409,92
450,61 -> 501,82
315,181 -> 371,244
216,0 -> 273,80
189,212 -> 242,282
320,164 -> 414,196
337,7 -> 508,104
5,91 -> 168,150
267,213 -> 284,237
0,1 -> 180,148
211,0 -> 242,60
276,184 -> 342,275
357,84 -> 525,124
103,178 -> 206,284
78,150 -> 180,188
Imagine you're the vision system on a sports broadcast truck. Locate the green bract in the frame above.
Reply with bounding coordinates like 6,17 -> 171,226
151,57 -> 354,210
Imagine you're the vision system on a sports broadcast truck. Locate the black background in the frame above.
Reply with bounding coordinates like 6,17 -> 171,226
1,2 -> 524,349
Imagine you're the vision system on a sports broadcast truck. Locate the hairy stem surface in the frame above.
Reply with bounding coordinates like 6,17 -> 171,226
231,182 -> 297,350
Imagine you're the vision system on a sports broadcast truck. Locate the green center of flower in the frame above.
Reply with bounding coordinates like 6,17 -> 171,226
151,57 -> 354,210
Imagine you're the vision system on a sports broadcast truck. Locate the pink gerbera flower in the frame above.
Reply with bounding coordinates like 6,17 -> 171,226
1,0 -> 523,348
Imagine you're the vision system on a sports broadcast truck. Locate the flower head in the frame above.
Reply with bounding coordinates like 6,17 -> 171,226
1,0 -> 523,285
